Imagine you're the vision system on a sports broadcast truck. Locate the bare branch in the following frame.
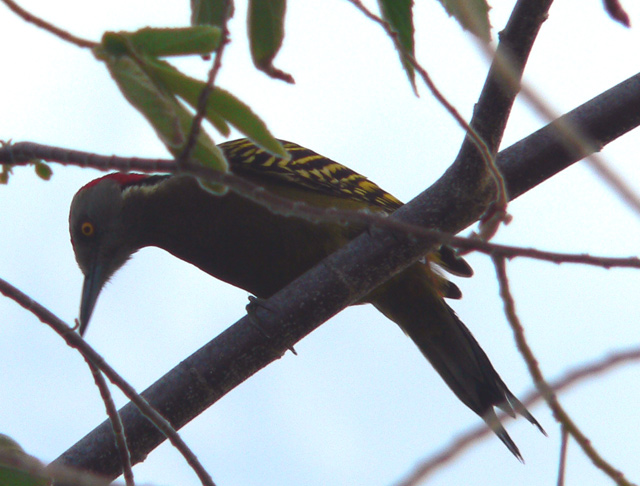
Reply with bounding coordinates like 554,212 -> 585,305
0,277 -> 217,486
2,0 -> 637,480
86,359 -> 134,486
1,0 -> 97,48
492,256 -> 634,486
178,25 -> 230,168
2,69 -> 639,482
346,0 -> 508,234
557,426 -> 569,486
476,38 -> 640,217
469,241 -> 640,268
394,346 -> 640,486
5,142 -> 640,270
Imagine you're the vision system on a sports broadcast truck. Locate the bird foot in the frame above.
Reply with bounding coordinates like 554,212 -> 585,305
246,296 -> 298,356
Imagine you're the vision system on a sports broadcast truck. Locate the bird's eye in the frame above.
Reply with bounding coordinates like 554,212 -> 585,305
81,222 -> 95,237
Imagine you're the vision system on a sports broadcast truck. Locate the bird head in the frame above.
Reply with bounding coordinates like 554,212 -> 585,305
69,174 -> 145,335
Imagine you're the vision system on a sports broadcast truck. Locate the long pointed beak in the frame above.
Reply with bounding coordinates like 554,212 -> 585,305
79,262 -> 105,336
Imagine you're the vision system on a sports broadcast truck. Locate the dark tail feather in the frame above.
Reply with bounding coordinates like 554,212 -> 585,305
483,408 -> 524,461
502,388 -> 547,436
485,390 -> 546,461
434,245 -> 474,277
370,266 -> 543,459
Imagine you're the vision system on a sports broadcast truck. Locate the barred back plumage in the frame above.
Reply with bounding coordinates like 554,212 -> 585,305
220,139 -> 402,212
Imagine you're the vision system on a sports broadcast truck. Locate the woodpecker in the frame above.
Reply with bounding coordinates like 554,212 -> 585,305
69,138 -> 543,458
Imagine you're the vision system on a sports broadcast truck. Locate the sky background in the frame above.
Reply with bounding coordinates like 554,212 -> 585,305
1,1 -> 640,485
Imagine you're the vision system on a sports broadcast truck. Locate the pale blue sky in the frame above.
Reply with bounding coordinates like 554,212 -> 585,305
1,1 -> 640,485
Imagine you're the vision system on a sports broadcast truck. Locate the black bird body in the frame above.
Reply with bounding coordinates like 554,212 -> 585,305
69,139 -> 543,458
122,174 -> 362,298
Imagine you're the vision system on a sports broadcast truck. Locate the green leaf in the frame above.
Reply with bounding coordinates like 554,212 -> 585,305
439,0 -> 491,42
191,0 -> 235,27
151,60 -> 231,136
378,0 -> 416,93
101,27 -> 221,58
207,88 -> 288,159
247,0 -> 294,83
147,59 -> 288,159
34,161 -> 52,181
147,59 -> 230,135
95,44 -> 228,192
0,465 -> 48,486
0,435 -> 48,486
101,53 -> 185,149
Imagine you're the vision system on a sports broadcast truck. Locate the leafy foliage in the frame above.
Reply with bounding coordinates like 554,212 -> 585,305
92,26 -> 287,193
248,0 -> 294,83
95,36 -> 228,175
439,0 -> 492,42
378,0 -> 416,92
0,435 -> 48,486
190,0 -> 235,28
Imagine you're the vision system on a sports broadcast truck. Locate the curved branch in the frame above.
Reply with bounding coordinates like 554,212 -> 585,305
498,73 -> 640,199
1,0 -> 97,48
0,278 -> 216,486
49,68 -> 640,479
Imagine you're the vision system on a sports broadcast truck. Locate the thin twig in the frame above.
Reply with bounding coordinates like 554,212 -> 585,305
476,39 -> 640,218
0,277 -> 217,486
1,0 -> 97,48
584,156 -> 640,216
346,0 -> 506,227
492,256 -> 634,486
4,142 -> 640,271
557,426 -> 569,486
178,25 -> 230,168
13,142 -> 640,484
86,358 -> 134,486
470,241 -> 640,269
394,345 -> 640,486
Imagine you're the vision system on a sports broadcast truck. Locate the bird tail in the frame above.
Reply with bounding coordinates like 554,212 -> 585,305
369,264 -> 544,460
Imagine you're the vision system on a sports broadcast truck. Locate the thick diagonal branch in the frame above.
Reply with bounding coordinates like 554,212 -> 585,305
53,69 -> 640,479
